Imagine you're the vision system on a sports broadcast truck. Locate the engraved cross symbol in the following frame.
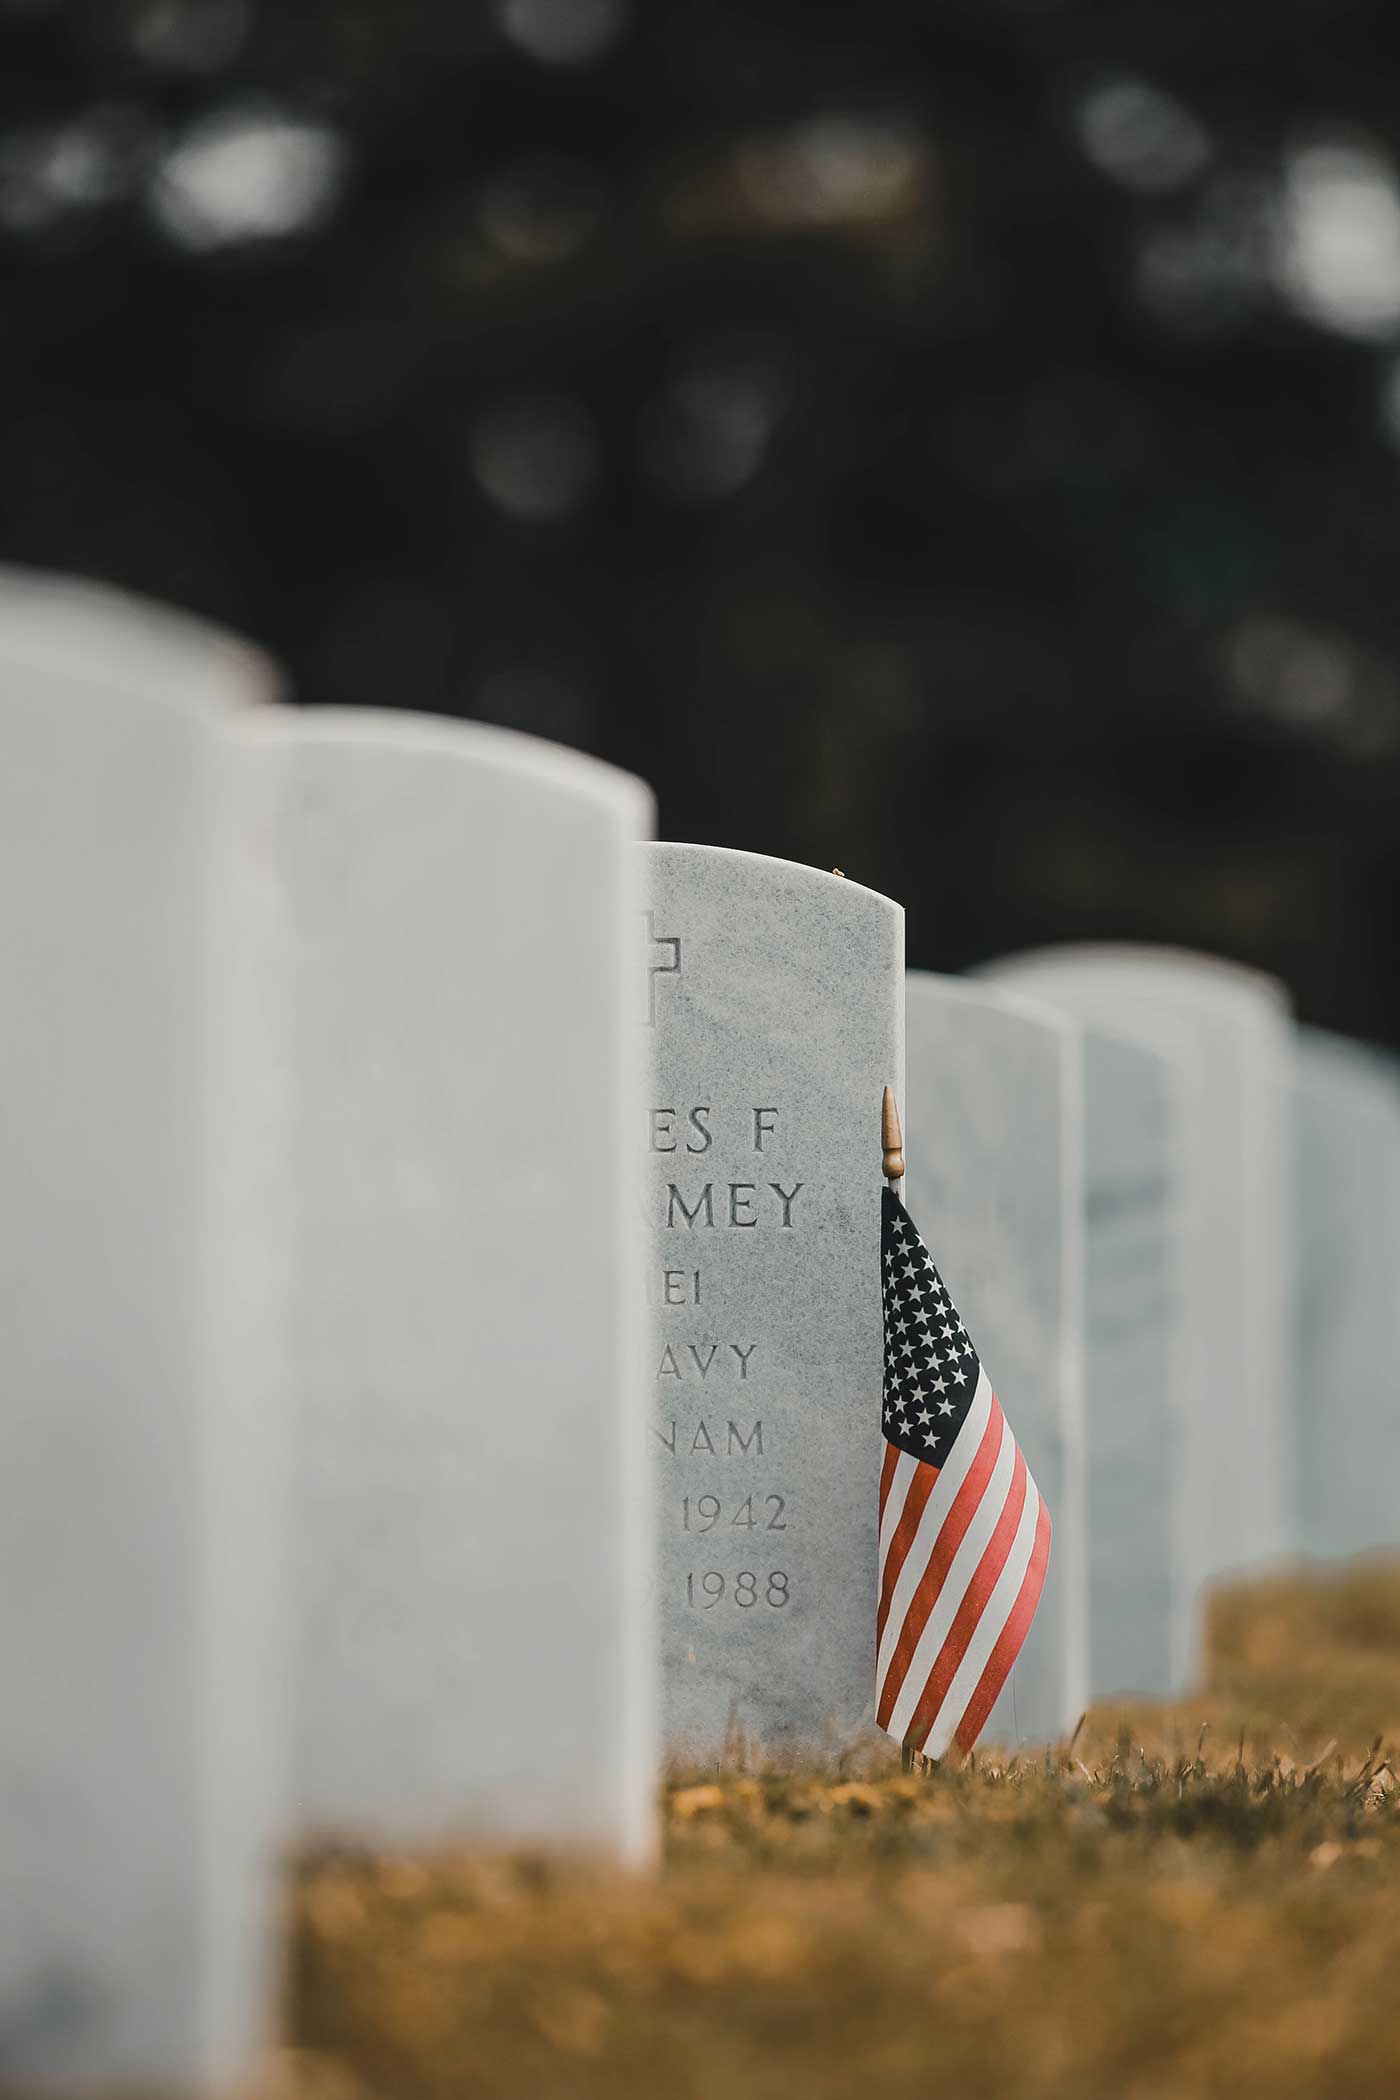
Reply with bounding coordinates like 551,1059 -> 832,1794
642,912 -> 681,1026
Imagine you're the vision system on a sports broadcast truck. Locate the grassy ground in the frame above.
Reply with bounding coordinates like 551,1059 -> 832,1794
275,1558 -> 1400,2100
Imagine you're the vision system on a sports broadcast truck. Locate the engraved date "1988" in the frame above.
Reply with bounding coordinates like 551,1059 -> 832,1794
686,1571 -> 790,1608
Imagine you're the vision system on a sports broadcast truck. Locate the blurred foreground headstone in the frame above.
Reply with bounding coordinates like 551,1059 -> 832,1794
0,571 -> 286,2095
643,847 -> 903,1754
242,713 -> 658,1862
902,974 -> 1087,1744
1294,1029 -> 1400,1560
980,946 -> 1294,1679
0,573 -> 660,2100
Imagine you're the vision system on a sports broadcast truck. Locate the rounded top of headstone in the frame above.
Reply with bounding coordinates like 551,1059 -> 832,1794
647,841 -> 901,923
1296,1026 -> 1400,1118
906,967 -> 1079,1045
979,941 -> 1291,1025
0,563 -> 282,718
245,704 -> 653,830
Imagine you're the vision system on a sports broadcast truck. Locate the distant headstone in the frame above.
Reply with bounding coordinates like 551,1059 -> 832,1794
644,847 -> 903,1755
245,712 -> 658,1862
902,974 -> 1087,1745
0,572 -> 284,2095
980,946 -> 1294,1674
1079,1029 -> 1185,1697
1294,1029 -> 1400,1561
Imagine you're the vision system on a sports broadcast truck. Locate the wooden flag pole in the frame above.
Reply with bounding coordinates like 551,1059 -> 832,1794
882,1083 -> 916,1772
882,1084 -> 905,1190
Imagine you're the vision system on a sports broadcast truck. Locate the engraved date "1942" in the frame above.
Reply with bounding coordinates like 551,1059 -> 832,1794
682,1493 -> 786,1532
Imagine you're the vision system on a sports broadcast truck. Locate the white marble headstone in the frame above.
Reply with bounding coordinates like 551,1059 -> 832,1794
644,848 -> 903,1756
1294,1029 -> 1400,1561
980,945 -> 1294,1675
0,571 -> 284,2095
243,712 -> 658,1863
1079,1028 -> 1184,1697
902,975 -> 1087,1746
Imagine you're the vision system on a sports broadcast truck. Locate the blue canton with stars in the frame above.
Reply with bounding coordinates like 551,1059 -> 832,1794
882,1187 -> 981,1466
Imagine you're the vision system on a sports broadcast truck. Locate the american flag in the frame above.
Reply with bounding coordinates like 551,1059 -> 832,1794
877,1187 -> 1051,1759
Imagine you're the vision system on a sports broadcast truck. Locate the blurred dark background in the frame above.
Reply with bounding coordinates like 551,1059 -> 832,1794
4,0 -> 1399,1036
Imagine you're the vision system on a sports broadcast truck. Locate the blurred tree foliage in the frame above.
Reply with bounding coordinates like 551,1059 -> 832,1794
3,0 -> 1400,1033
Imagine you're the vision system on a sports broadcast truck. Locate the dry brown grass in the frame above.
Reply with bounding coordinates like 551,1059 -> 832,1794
275,1557 -> 1400,2100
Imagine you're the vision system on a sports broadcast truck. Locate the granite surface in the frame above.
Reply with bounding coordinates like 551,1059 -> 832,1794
903,974 -> 1087,1745
248,712 -> 659,1863
0,572 -> 282,2094
1294,1029 -> 1400,1561
1080,1029 -> 1184,1696
644,847 -> 903,1755
980,946 -> 1295,1677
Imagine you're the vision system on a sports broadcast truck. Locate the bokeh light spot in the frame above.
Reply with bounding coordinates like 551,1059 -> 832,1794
0,109 -> 147,233
641,339 -> 791,503
150,104 -> 345,249
496,0 -> 629,68
128,0 -> 250,73
1278,138 -> 1400,341
1134,176 -> 1274,336
1076,76 -> 1211,194
1229,617 -> 1354,727
469,395 -> 600,521
737,115 -> 927,229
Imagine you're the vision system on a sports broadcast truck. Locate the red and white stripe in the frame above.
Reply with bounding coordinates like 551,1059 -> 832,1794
876,1365 -> 1051,1759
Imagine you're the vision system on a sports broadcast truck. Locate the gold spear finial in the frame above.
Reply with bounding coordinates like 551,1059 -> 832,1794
881,1085 -> 904,1184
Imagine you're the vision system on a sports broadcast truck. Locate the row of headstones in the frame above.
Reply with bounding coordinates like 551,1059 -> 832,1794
3,571 -> 1398,2093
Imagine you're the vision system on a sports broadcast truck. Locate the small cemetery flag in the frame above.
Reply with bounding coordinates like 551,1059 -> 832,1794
876,1090 -> 1051,1759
